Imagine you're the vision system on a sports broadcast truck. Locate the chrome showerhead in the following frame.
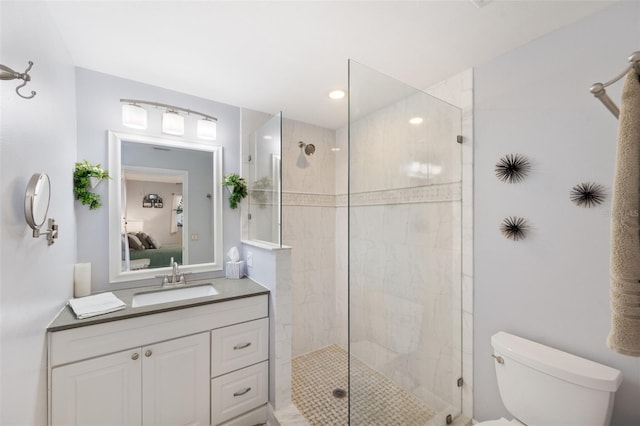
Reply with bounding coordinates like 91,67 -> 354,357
298,141 -> 316,156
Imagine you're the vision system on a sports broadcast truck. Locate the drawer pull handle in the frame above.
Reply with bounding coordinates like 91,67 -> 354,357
233,342 -> 252,350
131,353 -> 139,360
233,387 -> 252,397
145,350 -> 152,357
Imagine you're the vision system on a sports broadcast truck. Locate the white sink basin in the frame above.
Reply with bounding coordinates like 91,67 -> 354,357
131,284 -> 219,308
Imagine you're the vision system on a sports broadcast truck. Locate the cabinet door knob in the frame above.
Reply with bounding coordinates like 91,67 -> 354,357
233,387 -> 252,397
131,353 -> 139,360
233,342 -> 252,350
492,354 -> 504,364
145,350 -> 153,357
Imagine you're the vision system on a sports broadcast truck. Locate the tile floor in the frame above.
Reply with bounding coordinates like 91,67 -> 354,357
292,345 -> 437,425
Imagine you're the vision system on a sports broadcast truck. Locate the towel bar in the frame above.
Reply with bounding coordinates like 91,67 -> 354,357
590,51 -> 640,119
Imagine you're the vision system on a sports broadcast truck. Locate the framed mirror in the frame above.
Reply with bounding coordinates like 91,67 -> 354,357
108,131 -> 223,283
24,173 -> 51,231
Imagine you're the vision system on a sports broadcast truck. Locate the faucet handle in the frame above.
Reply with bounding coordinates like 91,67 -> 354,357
162,275 -> 169,286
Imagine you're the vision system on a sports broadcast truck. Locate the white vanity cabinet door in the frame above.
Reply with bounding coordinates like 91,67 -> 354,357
51,349 -> 142,426
142,332 -> 209,426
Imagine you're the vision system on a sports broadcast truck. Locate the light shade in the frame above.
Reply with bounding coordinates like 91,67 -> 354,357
197,118 -> 217,140
122,104 -> 147,129
162,111 -> 184,136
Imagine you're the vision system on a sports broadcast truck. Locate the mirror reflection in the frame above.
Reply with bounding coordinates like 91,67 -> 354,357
109,132 -> 222,283
122,167 -> 186,271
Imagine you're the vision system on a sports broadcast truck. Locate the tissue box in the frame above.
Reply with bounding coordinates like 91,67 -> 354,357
225,261 -> 245,279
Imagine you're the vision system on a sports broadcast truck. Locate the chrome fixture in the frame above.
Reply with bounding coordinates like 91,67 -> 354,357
298,141 -> 316,156
0,60 -> 36,99
171,261 -> 181,284
24,173 -> 58,245
492,354 -> 505,364
590,51 -> 640,119
158,258 -> 189,287
120,99 -> 218,140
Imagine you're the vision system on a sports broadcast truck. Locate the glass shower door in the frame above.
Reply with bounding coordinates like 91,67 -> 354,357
247,112 -> 282,246
348,60 -> 462,425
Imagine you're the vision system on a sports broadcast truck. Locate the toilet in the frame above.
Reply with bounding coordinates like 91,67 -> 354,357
477,331 -> 623,426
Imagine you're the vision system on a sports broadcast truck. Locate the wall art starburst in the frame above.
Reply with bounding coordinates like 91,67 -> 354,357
500,216 -> 528,241
569,182 -> 605,208
495,154 -> 531,183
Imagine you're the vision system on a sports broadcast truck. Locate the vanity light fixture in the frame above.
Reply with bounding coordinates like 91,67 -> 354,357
122,103 -> 148,129
409,117 -> 424,125
162,110 -> 184,136
120,99 -> 218,140
197,117 -> 217,140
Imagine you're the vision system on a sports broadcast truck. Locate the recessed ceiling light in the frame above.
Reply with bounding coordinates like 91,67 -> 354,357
329,89 -> 346,100
409,117 -> 423,125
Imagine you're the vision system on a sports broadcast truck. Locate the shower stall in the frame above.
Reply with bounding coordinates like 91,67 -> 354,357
282,61 -> 463,425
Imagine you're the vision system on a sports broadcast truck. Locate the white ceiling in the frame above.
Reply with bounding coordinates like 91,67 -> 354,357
46,0 -> 616,129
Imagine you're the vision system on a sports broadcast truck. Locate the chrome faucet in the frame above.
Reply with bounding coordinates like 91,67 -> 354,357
171,262 -> 180,284
158,261 -> 183,287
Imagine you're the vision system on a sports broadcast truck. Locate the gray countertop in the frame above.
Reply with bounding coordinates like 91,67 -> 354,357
48,277 -> 269,332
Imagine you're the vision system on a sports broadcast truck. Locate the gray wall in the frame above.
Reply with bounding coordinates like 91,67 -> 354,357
0,2 -> 78,424
75,68 -> 242,292
474,2 -> 640,424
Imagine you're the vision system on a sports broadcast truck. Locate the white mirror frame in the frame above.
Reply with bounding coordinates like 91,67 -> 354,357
108,131 -> 223,283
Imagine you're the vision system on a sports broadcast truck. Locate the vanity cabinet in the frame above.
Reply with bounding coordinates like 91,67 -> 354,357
48,294 -> 269,426
51,333 -> 209,426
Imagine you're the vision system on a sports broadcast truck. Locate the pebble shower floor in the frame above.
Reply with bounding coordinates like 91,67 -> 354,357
292,345 -> 437,425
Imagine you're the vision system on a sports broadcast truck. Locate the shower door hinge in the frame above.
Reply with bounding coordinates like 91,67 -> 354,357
456,135 -> 463,144
446,414 -> 453,425
248,213 -> 252,220
248,155 -> 252,162
457,377 -> 463,387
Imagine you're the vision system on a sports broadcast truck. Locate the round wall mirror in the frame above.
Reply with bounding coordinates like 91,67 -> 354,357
24,173 -> 51,230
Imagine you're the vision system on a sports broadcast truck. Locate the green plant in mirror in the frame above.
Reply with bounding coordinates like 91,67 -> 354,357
73,160 -> 110,210
222,173 -> 248,209
251,176 -> 273,208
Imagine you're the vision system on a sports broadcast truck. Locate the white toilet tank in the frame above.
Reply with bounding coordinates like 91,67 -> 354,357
492,332 -> 622,426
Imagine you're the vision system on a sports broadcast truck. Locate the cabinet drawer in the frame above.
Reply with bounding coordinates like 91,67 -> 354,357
211,361 -> 268,425
218,404 -> 267,426
211,318 -> 269,377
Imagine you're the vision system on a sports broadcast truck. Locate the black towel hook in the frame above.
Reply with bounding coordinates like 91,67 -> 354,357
0,60 -> 36,99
